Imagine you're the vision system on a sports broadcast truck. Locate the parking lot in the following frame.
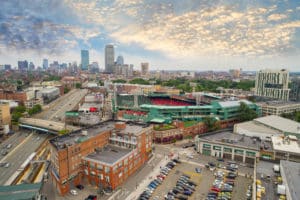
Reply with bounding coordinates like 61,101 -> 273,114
138,157 -> 252,200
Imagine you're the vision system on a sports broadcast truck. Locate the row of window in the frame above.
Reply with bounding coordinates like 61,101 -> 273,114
202,143 -> 256,157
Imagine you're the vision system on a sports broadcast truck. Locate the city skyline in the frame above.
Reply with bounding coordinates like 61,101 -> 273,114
0,0 -> 300,71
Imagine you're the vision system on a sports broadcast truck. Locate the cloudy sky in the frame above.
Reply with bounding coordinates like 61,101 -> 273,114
0,0 -> 300,71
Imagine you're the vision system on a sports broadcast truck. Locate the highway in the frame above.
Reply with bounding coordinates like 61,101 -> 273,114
0,133 -> 49,185
0,131 -> 29,160
38,89 -> 88,121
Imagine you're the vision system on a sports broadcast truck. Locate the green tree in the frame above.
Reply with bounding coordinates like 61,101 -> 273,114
99,80 -> 104,86
129,78 -> 150,85
12,111 -> 22,122
237,102 -> 258,122
75,83 -> 82,88
64,87 -> 70,94
14,105 -> 26,113
203,117 -> 219,131
112,79 -> 127,84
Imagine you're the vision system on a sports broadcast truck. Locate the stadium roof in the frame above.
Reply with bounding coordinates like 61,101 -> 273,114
216,100 -> 253,108
254,115 -> 300,134
140,104 -> 213,109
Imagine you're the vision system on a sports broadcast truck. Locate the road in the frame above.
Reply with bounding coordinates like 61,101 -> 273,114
38,89 -> 88,121
0,132 -> 29,160
0,133 -> 49,185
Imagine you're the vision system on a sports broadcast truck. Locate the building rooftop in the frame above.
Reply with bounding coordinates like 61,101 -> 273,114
0,183 -> 41,200
216,100 -> 253,108
271,136 -> 300,154
258,101 -> 300,107
50,121 -> 150,149
84,145 -> 133,166
199,131 -> 261,150
254,115 -> 300,134
280,160 -> 300,200
236,121 -> 281,136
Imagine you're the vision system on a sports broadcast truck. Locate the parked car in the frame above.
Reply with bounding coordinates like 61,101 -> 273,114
76,184 -> 84,190
85,195 -> 97,200
195,167 -> 202,173
70,189 -> 78,195
217,158 -> 224,162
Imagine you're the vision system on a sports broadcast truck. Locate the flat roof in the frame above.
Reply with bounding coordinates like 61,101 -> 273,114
254,115 -> 300,134
140,104 -> 213,110
271,136 -> 300,154
258,101 -> 300,107
84,145 -> 132,166
216,100 -> 253,108
50,121 -> 150,149
50,121 -> 115,149
0,183 -> 41,200
280,160 -> 300,200
199,131 -> 261,150
236,121 -> 281,135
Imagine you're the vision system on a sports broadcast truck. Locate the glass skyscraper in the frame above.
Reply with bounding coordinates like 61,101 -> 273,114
81,50 -> 89,71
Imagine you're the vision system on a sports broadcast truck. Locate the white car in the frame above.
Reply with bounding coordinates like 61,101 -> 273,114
70,189 -> 78,195
187,154 -> 194,159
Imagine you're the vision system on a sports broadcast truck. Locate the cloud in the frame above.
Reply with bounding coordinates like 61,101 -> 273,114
268,14 -> 288,21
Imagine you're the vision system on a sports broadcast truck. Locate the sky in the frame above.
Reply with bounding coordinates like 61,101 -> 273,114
0,0 -> 300,71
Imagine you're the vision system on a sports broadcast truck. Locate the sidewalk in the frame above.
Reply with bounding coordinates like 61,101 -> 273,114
125,154 -> 172,200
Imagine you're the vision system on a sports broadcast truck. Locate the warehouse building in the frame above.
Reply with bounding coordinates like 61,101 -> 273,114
49,121 -> 152,195
195,131 -> 260,164
234,115 -> 300,139
279,160 -> 300,200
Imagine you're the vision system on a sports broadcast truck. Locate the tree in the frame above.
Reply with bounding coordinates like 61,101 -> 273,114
14,105 -> 26,113
129,78 -> 150,85
12,111 -> 22,122
112,79 -> 127,84
75,83 -> 82,88
99,80 -> 104,86
64,87 -> 70,94
237,102 -> 258,122
203,117 -> 219,131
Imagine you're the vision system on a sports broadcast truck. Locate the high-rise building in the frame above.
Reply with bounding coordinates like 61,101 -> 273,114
141,62 -> 149,76
105,45 -> 114,73
255,69 -> 290,101
81,50 -> 89,71
18,60 -> 28,71
43,59 -> 48,70
116,55 -> 124,65
29,62 -> 35,70
290,77 -> 300,102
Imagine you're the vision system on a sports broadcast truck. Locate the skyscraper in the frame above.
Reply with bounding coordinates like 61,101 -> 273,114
255,69 -> 290,101
290,78 -> 300,102
18,60 -> 28,71
43,59 -> 48,70
105,45 -> 114,73
81,50 -> 89,71
116,55 -> 124,65
141,62 -> 149,76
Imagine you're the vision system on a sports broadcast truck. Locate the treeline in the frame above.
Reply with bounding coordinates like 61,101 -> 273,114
112,78 -> 255,93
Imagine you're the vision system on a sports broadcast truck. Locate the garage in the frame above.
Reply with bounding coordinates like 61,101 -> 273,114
234,155 -> 243,162
223,153 -> 232,160
245,157 -> 255,164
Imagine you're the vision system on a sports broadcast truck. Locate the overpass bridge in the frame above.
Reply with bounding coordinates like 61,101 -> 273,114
19,118 -> 80,134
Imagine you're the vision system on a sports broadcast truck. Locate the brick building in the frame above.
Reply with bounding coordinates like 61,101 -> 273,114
49,121 -> 152,195
0,90 -> 27,104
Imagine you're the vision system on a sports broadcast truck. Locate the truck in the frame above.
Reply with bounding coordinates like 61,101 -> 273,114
273,164 -> 280,173
277,184 -> 286,195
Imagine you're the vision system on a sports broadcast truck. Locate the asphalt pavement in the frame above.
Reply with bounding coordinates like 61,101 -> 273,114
0,133 -> 48,185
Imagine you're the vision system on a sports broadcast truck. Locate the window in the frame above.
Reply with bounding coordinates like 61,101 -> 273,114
224,147 -> 232,153
246,151 -> 256,157
203,144 -> 211,149
97,164 -> 103,171
213,146 -> 222,151
105,166 -> 110,173
234,149 -> 244,155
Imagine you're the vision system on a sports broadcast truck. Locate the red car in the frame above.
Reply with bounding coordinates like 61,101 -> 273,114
210,187 -> 221,193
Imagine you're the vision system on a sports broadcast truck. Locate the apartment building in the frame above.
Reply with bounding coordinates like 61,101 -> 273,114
49,121 -> 152,195
0,102 -> 11,126
255,69 -> 290,101
257,101 -> 300,116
